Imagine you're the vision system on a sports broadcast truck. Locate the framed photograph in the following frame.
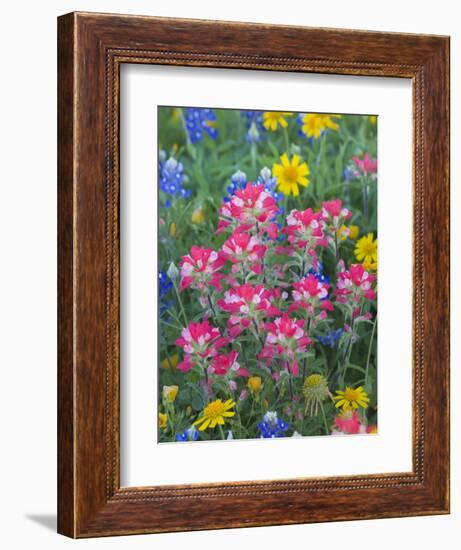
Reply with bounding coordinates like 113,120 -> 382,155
58,12 -> 450,537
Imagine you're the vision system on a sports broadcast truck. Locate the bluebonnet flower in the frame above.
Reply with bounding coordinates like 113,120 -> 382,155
158,153 -> 192,204
317,328 -> 344,349
184,108 -> 218,143
175,426 -> 199,442
257,411 -> 290,438
257,167 -> 284,204
223,170 -> 248,203
159,271 -> 173,316
242,110 -> 264,131
241,110 -> 265,143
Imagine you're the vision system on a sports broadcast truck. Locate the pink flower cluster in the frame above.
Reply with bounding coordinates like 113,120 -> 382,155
289,274 -> 334,319
175,320 -> 227,372
335,263 -> 377,303
217,284 -> 282,338
258,314 -> 312,377
277,199 -> 352,271
175,182 -> 377,386
220,232 -> 266,275
217,183 -> 279,239
175,320 -> 249,378
352,153 -> 377,176
179,246 -> 225,291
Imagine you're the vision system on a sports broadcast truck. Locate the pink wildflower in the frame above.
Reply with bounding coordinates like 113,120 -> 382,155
283,208 -> 328,250
217,284 -> 282,337
258,314 -> 312,377
176,320 -> 227,372
289,274 -> 334,316
217,183 -> 279,239
216,183 -> 279,239
352,152 -> 377,175
220,231 -> 267,274
209,351 -> 249,377
179,246 -> 225,291
332,410 -> 364,434
335,263 -> 377,304
321,199 -> 352,227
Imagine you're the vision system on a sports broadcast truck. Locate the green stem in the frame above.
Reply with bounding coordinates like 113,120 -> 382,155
283,126 -> 290,153
160,318 -> 183,331
218,424 -> 226,440
252,318 -> 264,347
251,142 -> 257,174
207,293 -> 219,322
362,176 -> 369,224
172,279 -> 188,326
365,317 -> 377,386
334,231 -> 339,265
319,401 -> 330,435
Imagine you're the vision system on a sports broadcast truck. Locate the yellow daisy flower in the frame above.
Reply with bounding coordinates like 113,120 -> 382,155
162,385 -> 179,403
170,222 -> 177,237
369,115 -> 377,125
247,376 -> 262,394
161,354 -> 179,370
159,412 -> 168,429
262,111 -> 293,131
193,399 -> 236,431
355,233 -> 377,266
273,153 -> 310,197
333,386 -> 370,410
300,114 -> 341,139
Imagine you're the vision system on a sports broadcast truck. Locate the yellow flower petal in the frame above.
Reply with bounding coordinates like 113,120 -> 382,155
297,163 -> 309,176
291,154 -> 300,167
280,153 -> 290,167
198,418 -> 211,431
297,176 -> 309,187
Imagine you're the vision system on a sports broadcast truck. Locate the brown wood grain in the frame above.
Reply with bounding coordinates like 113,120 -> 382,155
57,11 -> 450,538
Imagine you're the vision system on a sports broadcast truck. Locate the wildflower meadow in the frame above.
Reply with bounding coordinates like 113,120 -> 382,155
158,107 -> 378,442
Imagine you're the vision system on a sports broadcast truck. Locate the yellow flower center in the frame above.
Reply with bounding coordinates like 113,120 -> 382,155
204,400 -> 227,419
305,374 -> 323,387
343,388 -> 360,402
283,165 -> 299,184
361,241 -> 376,255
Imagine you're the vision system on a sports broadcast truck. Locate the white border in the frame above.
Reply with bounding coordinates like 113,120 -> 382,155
120,64 -> 413,487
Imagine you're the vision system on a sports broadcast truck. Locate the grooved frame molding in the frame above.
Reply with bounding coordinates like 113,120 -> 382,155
57,12 -> 450,538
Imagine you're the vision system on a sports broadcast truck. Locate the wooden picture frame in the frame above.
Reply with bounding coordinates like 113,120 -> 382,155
57,12 -> 450,537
